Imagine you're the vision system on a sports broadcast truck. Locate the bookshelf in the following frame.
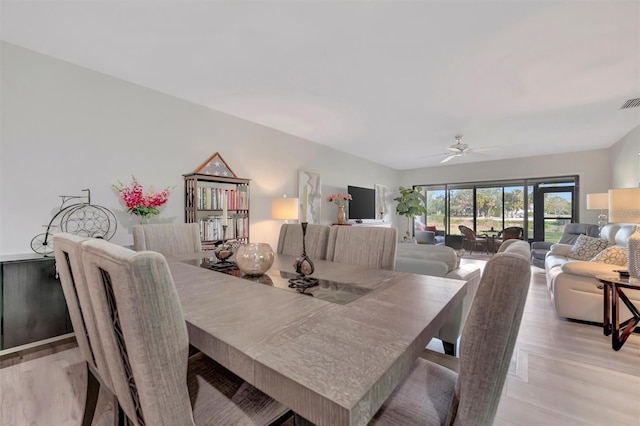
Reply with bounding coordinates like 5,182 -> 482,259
184,153 -> 250,248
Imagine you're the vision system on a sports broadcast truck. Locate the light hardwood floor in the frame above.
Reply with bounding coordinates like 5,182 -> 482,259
1,262 -> 638,425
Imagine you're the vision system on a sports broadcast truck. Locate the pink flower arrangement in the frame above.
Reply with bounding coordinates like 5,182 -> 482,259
327,193 -> 352,207
113,176 -> 172,219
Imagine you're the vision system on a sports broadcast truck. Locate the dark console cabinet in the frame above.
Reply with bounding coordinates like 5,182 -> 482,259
1,254 -> 72,350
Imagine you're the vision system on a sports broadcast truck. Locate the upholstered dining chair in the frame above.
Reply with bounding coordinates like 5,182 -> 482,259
52,233 -> 119,426
132,222 -> 202,256
369,251 -> 531,425
277,223 -> 331,260
326,226 -> 398,270
458,225 -> 488,254
81,239 -> 290,426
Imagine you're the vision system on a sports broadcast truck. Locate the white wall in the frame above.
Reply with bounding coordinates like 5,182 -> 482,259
2,42 -> 633,255
400,149 -> 611,234
609,125 -> 640,188
0,42 -> 400,255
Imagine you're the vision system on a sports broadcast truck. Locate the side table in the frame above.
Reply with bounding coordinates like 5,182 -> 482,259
596,274 -> 640,351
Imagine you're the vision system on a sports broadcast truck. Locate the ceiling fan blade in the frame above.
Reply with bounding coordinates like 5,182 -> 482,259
420,152 -> 450,158
440,154 -> 457,163
473,146 -> 500,153
466,151 -> 491,157
446,147 -> 461,153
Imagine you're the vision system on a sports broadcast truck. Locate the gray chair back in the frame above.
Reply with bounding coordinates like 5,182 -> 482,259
326,226 -> 397,270
82,239 -> 193,426
52,233 -> 114,391
415,230 -> 435,245
447,252 -> 531,425
557,223 -> 600,245
277,223 -> 330,260
132,223 -> 202,255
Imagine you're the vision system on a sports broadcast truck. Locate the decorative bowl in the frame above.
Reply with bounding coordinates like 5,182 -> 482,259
235,243 -> 274,276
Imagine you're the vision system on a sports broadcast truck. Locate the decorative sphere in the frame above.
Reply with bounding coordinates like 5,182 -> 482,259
235,243 -> 274,276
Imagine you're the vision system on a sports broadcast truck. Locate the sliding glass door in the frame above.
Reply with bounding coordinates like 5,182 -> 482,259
417,175 -> 578,243
532,183 -> 575,242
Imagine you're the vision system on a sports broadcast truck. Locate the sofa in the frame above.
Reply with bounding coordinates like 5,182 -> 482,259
531,223 -> 600,268
544,223 -> 640,323
395,243 -> 481,355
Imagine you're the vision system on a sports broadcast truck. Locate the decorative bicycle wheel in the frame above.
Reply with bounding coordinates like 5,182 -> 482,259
30,232 -> 54,255
59,204 -> 117,240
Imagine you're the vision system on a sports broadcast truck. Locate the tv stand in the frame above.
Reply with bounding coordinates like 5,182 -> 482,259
347,219 -> 391,228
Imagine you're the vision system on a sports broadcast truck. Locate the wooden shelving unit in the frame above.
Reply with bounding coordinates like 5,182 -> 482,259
184,153 -> 250,248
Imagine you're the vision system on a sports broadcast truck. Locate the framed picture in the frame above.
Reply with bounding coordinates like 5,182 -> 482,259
375,184 -> 388,221
298,170 -> 321,224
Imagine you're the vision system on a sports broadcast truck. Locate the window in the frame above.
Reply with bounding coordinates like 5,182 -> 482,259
415,176 -> 578,242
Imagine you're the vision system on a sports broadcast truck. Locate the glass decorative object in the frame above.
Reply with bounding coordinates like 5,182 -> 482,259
337,205 -> 346,224
235,243 -> 274,276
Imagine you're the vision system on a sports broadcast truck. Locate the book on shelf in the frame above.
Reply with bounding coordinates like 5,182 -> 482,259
197,186 -> 248,211
198,213 -> 249,242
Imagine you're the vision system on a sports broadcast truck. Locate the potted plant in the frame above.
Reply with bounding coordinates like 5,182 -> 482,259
394,186 -> 427,241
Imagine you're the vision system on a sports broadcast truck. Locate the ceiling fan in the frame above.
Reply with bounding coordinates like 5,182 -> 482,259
434,135 -> 497,164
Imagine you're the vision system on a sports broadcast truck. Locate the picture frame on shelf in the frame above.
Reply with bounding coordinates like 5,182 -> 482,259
298,169 -> 321,224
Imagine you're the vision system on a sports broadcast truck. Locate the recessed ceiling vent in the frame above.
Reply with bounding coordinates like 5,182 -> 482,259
621,98 -> 640,109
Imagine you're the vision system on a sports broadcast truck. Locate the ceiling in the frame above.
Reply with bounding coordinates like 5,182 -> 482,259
2,1 -> 639,170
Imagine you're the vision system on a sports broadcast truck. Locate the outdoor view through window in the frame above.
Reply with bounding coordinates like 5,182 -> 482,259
416,177 -> 577,243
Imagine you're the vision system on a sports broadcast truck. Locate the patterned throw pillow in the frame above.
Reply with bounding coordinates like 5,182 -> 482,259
591,246 -> 628,266
567,234 -> 609,261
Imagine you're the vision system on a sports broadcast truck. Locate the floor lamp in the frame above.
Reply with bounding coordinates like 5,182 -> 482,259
586,193 -> 609,231
608,188 -> 640,283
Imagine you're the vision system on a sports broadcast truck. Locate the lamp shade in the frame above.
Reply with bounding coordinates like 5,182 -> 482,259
586,193 -> 608,210
271,197 -> 299,220
608,188 -> 640,223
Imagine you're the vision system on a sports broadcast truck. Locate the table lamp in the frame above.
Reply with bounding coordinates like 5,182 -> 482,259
586,193 -> 609,230
608,188 -> 640,283
271,196 -> 299,223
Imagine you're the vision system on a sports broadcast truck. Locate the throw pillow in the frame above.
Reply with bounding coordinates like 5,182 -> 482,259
591,246 -> 627,266
426,226 -> 437,233
567,234 -> 609,261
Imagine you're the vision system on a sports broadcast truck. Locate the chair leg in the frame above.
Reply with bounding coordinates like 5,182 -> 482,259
82,363 -> 101,426
442,341 -> 456,356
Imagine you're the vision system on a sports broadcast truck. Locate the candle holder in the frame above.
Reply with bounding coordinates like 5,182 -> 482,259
288,222 -> 319,289
214,224 -> 234,265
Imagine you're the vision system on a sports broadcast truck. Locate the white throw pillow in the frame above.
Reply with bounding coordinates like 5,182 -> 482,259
567,234 -> 609,261
590,246 -> 627,266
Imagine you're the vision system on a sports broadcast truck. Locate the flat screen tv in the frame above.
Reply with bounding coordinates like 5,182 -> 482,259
347,185 -> 376,220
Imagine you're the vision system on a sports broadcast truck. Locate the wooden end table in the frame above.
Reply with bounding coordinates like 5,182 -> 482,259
597,274 -> 640,351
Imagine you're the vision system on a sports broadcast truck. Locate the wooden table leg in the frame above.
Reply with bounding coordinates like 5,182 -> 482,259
612,287 -> 640,351
602,281 -> 611,336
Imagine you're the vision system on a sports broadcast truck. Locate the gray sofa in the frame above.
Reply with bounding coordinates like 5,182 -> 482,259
531,223 -> 600,268
415,230 -> 445,245
544,224 -> 639,323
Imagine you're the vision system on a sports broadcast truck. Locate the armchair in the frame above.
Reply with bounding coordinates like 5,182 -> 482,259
530,223 -> 600,268
458,225 -> 488,254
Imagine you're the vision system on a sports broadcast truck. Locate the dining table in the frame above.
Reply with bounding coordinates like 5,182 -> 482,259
167,252 -> 468,426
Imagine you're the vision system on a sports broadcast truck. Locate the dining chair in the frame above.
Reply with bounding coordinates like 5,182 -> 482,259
370,251 -> 531,425
132,222 -> 202,255
81,238 -> 290,426
458,225 -> 488,254
326,226 -> 397,270
277,223 -> 331,260
52,233 -> 119,426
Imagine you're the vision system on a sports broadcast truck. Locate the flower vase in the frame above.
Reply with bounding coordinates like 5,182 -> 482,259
138,215 -> 152,225
337,205 -> 346,225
